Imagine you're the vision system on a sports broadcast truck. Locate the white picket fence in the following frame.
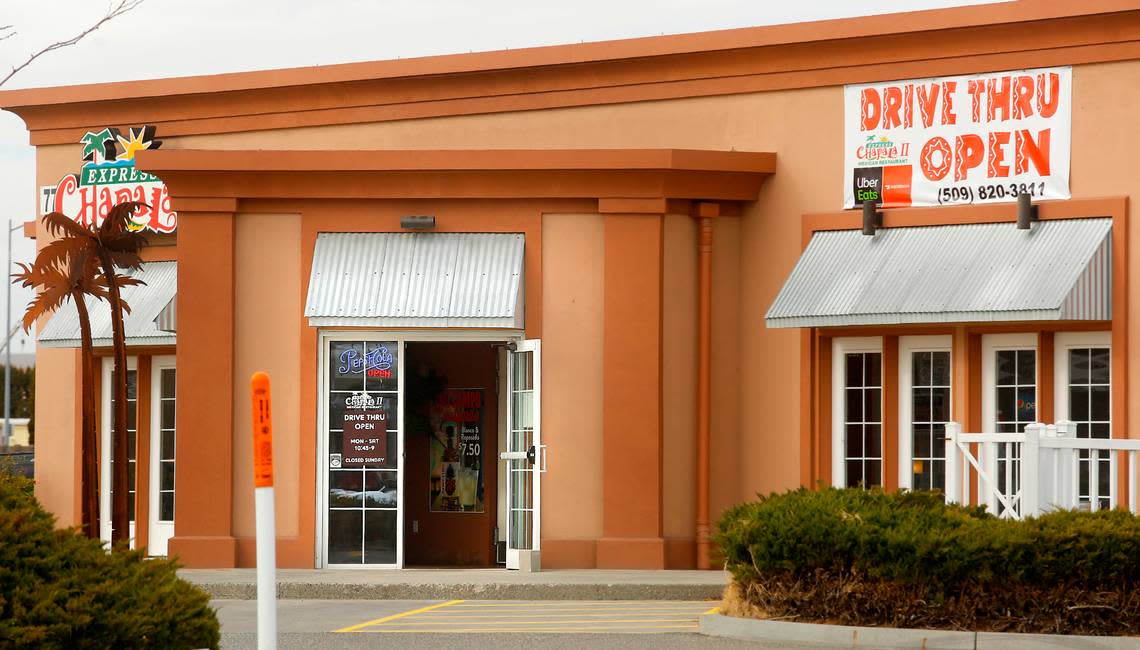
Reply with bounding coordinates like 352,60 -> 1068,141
944,421 -> 1140,518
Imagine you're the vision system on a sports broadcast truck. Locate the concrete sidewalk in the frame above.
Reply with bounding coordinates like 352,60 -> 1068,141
182,568 -> 728,601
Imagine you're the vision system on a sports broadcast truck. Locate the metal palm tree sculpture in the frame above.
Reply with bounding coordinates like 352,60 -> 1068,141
16,202 -> 147,546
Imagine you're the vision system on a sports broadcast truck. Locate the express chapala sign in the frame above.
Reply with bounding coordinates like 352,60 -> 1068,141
844,67 -> 1071,208
39,125 -> 177,233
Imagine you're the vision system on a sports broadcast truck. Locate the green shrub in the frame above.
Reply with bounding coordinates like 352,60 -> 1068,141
714,487 -> 1140,635
0,472 -> 220,648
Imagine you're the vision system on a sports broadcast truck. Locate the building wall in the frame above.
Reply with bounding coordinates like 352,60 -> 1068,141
232,212 -> 302,542
26,51 -> 1140,562
539,212 -> 605,566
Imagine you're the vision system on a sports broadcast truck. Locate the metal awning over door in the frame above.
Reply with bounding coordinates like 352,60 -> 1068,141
38,260 -> 178,347
304,232 -> 525,328
766,219 -> 1112,328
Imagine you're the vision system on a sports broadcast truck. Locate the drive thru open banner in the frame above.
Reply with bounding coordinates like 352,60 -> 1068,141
843,66 -> 1071,208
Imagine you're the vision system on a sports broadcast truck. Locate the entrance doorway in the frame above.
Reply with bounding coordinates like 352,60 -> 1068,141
403,342 -> 498,566
318,332 -> 541,569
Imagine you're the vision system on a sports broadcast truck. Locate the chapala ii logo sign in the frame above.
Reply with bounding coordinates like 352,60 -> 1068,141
40,125 -> 177,233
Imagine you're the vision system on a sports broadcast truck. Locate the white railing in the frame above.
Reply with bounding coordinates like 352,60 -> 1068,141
944,421 -> 1140,519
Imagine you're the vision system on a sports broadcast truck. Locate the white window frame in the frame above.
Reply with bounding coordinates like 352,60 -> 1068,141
100,356 -> 138,548
1054,330 -> 1113,508
148,355 -> 176,556
831,337 -> 883,488
980,332 -> 1038,515
897,335 -> 953,491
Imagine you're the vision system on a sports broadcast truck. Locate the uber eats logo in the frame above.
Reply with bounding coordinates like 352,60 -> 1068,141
853,167 -> 883,207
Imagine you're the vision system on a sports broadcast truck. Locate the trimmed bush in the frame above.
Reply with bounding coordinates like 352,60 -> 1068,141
0,472 -> 220,648
714,487 -> 1140,635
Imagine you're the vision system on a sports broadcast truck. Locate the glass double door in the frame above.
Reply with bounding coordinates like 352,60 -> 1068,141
321,335 -> 540,568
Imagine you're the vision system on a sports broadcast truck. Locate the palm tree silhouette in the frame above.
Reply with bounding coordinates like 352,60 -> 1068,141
19,203 -> 147,546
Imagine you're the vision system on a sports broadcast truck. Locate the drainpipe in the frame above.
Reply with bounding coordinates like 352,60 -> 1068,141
695,204 -> 715,569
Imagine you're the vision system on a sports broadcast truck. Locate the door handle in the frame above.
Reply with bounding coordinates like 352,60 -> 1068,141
499,451 -> 527,461
526,446 -> 536,465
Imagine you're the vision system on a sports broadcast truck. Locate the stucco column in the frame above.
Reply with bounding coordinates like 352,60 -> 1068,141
167,207 -> 237,567
597,207 -> 666,569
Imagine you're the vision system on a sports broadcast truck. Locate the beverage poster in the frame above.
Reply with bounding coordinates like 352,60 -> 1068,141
429,388 -> 484,512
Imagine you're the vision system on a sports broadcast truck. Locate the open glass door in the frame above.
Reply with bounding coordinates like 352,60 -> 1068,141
501,340 -> 541,570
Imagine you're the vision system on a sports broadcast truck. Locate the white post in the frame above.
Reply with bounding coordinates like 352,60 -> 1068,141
1022,424 -> 1042,518
1055,420 -> 1078,511
944,422 -> 961,504
250,373 -> 277,650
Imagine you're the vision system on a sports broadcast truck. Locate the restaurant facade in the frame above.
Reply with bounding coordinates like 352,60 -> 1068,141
2,1 -> 1138,570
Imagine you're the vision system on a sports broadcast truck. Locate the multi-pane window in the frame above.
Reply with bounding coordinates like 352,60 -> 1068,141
157,368 -> 176,522
911,351 -> 950,491
844,352 -> 882,488
994,350 -> 1035,514
109,369 -> 138,539
326,340 -> 399,565
1068,347 -> 1111,509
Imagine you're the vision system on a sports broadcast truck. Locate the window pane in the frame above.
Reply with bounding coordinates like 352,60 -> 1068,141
865,424 -> 882,458
160,461 -> 174,491
930,387 -> 950,423
913,352 -> 931,386
913,389 -> 931,423
329,471 -> 364,507
864,460 -> 882,488
363,342 -> 398,392
1090,386 -> 1110,422
845,424 -> 864,457
1069,386 -> 1089,422
845,354 -> 864,387
1090,348 -> 1110,384
161,401 -> 176,430
1016,387 -> 1036,424
1016,350 -> 1036,385
363,510 -> 397,564
160,492 -> 174,522
363,470 -> 398,508
932,352 -> 951,387
997,387 -> 1016,422
913,425 -> 932,458
330,342 -> 366,392
845,389 -> 863,423
327,510 -> 362,564
161,429 -> 175,461
865,353 -> 881,387
1069,349 -> 1090,384
845,460 -> 864,488
161,368 -> 176,399
864,388 -> 881,424
996,351 -> 1016,385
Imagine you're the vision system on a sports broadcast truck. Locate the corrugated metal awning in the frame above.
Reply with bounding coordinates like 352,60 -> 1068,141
39,261 -> 178,347
305,232 -> 525,329
766,219 -> 1112,328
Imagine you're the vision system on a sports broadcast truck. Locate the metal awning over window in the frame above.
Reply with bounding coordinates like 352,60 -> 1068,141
38,261 -> 178,347
766,219 -> 1112,328
305,232 -> 525,328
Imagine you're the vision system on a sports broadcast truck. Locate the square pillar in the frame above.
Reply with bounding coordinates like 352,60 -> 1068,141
168,210 -> 237,567
598,212 -> 666,568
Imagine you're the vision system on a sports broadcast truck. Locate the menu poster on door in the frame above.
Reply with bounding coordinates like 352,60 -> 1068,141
844,67 -> 1071,208
429,389 -> 484,513
342,408 -> 388,465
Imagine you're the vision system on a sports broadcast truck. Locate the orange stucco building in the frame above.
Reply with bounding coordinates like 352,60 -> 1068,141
2,1 -> 1138,570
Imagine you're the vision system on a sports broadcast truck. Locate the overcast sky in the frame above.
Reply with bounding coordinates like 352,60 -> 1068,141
0,0 -> 1001,353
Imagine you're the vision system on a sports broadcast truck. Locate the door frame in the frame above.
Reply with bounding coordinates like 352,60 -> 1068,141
897,335 -> 953,491
99,355 -> 138,547
830,337 -> 883,488
315,329 -> 524,569
504,338 -> 542,570
147,355 -> 176,556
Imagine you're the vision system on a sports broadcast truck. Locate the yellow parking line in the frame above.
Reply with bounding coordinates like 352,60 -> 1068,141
363,624 -> 699,633
446,602 -> 706,608
381,617 -> 699,626
335,599 -> 464,633
703,606 -> 720,615
423,608 -> 704,615
414,613 -> 699,619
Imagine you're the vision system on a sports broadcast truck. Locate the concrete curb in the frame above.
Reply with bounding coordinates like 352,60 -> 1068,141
699,614 -> 1140,649
196,581 -> 725,601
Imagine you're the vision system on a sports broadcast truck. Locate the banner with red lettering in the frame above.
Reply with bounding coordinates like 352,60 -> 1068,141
844,67 -> 1070,209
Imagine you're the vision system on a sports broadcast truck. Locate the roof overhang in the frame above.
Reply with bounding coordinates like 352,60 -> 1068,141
305,232 -> 524,329
133,148 -> 776,204
0,3 -> 1134,145
38,261 -> 178,348
766,219 -> 1112,329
